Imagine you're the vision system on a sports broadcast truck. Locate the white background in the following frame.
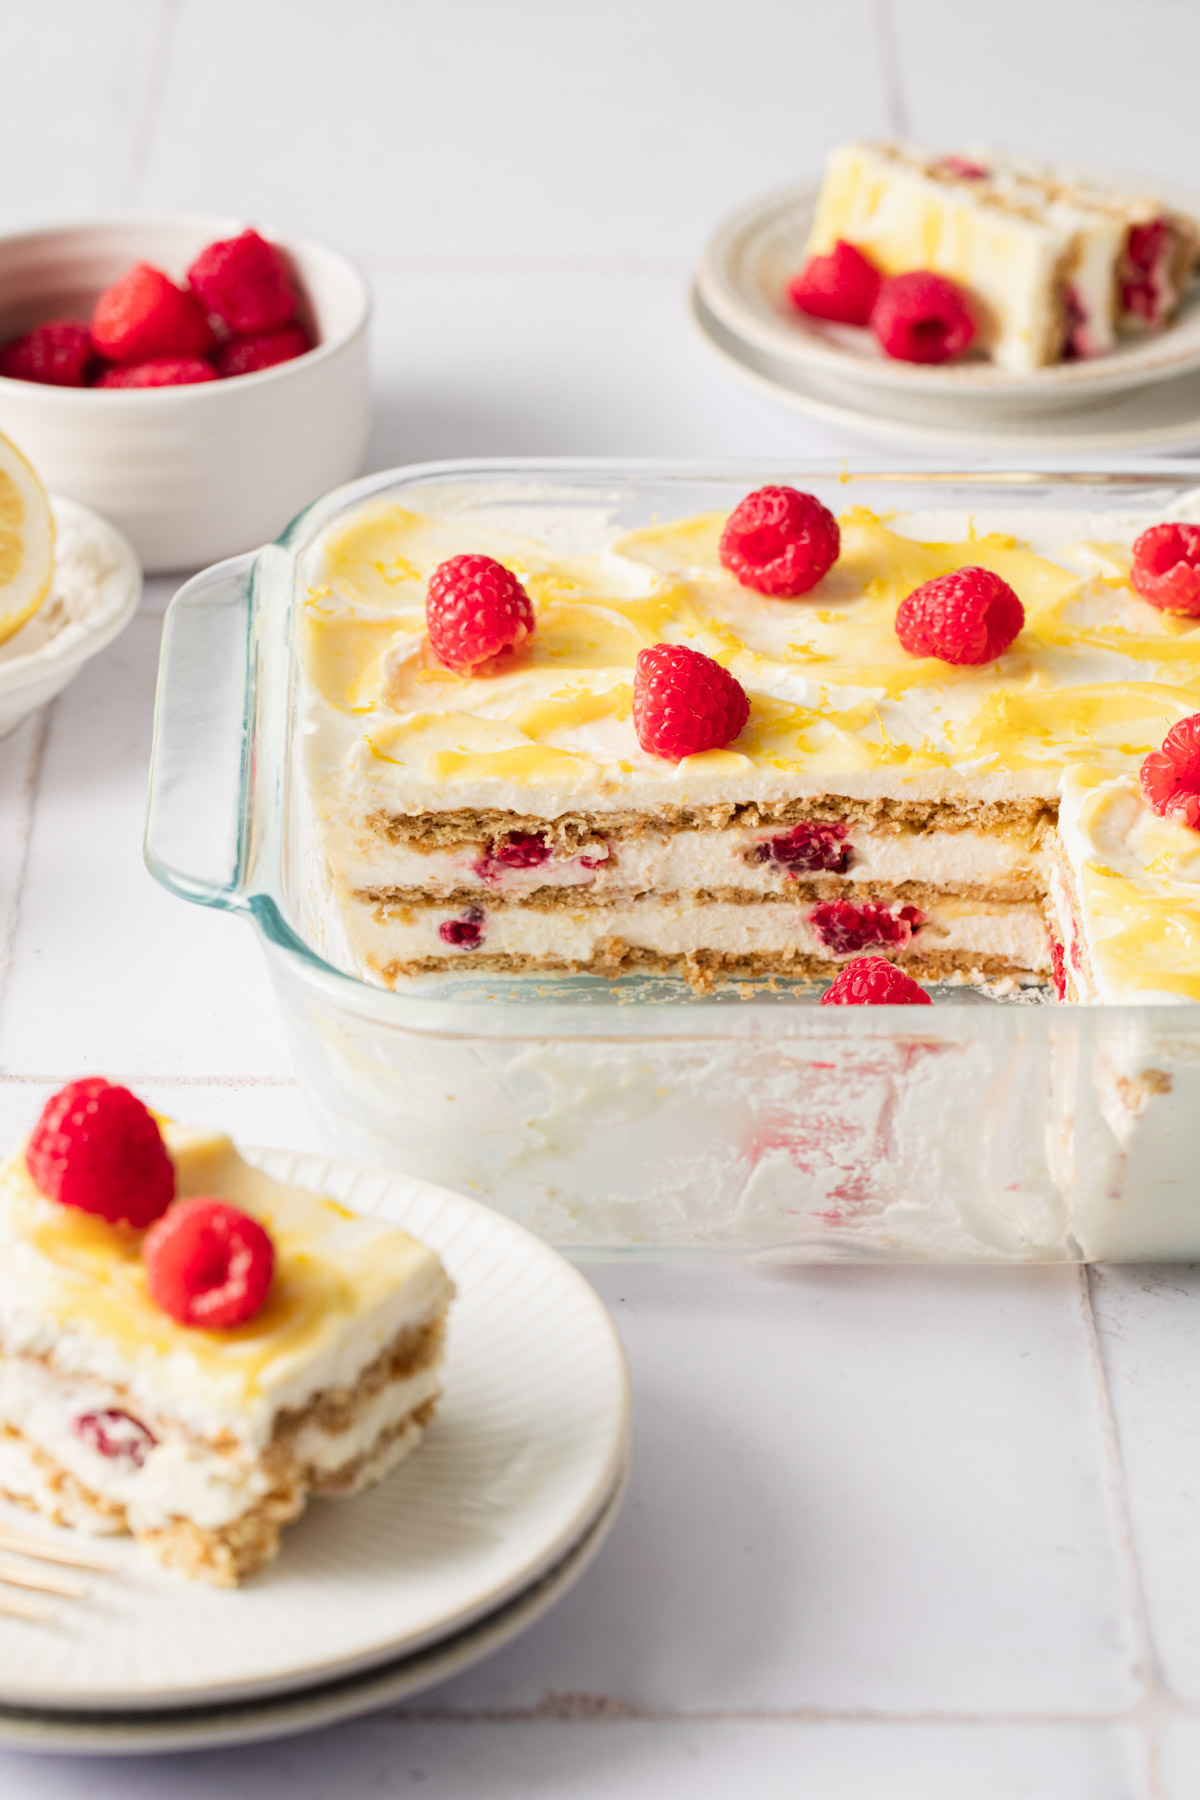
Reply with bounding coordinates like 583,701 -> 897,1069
3,2 -> 1200,1794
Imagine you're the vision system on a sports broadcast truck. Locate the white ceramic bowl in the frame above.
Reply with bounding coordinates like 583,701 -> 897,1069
0,494 -> 141,739
0,215 -> 370,573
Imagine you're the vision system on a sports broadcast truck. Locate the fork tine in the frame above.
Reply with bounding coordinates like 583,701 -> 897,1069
0,1556 -> 88,1599
0,1528 -> 115,1573
0,1588 -> 54,1623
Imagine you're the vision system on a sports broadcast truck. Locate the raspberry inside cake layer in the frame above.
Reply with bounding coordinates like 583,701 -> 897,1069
0,1123 -> 453,1585
300,491 -> 1200,998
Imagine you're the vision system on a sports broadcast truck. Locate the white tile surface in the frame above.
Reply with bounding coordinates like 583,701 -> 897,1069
140,0 -> 890,261
1163,1718 -> 1200,1799
894,0 -> 1200,189
365,268 -> 848,469
0,711 -> 44,994
413,1264 -> 1137,1714
0,1719 -> 1150,1800
0,612 -> 293,1079
0,0 -> 164,230
1,1 -> 1198,1792
1089,1266 -> 1200,1704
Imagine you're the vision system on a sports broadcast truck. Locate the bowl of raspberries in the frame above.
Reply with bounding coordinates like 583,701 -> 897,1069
0,215 -> 369,570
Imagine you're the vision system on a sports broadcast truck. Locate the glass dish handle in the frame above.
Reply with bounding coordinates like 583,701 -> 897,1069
144,554 -> 256,911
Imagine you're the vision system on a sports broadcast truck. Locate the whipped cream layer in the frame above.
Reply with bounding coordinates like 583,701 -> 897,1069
347,892 -> 1050,980
0,1347 -> 441,1534
0,1123 -> 452,1448
341,819 -> 1045,903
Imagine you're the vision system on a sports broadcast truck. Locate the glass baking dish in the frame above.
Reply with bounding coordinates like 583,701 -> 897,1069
145,459 -> 1200,1261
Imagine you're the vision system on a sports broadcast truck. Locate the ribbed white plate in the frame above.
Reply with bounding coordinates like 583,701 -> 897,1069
0,1458 -> 628,1755
0,496 -> 141,742
691,284 -> 1200,455
697,178 -> 1200,408
0,1150 -> 630,1712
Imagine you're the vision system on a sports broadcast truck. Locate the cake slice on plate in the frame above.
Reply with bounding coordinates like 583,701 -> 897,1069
802,141 -> 1198,369
0,1081 -> 453,1585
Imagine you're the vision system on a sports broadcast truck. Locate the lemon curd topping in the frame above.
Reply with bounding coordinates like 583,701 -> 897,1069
303,500 -> 1200,795
0,1122 -> 439,1407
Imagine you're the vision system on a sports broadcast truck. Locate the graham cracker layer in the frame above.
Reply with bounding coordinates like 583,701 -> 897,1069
375,944 -> 1043,994
360,875 -> 1046,912
369,796 -> 1056,852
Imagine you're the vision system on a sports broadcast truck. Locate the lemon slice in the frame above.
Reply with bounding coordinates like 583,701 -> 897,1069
0,429 -> 54,647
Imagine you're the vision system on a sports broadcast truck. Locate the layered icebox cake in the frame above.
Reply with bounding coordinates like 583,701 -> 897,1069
801,142 -> 1199,369
0,1080 -> 452,1584
298,480 -> 1200,1006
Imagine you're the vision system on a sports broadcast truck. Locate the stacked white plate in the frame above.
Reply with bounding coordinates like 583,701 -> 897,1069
694,178 -> 1200,452
0,1150 -> 631,1755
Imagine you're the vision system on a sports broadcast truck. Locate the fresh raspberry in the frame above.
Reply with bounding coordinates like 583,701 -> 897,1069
188,229 -> 297,335
719,486 -> 840,597
438,907 -> 486,948
895,565 -> 1024,665
633,643 -> 750,761
73,1410 -> 156,1468
1050,939 -> 1068,1001
142,1197 -> 275,1330
0,320 -> 93,386
426,554 -> 536,672
810,899 -> 924,957
1130,523 -> 1200,616
90,263 -> 213,365
26,1078 -> 174,1228
96,357 -> 217,389
753,821 -> 850,873
936,156 -> 988,180
1120,219 -> 1169,322
474,834 -> 551,884
1140,713 -> 1200,830
215,322 -> 311,378
870,270 -> 976,364
819,955 -> 933,1005
788,240 -> 881,327
492,833 -> 550,869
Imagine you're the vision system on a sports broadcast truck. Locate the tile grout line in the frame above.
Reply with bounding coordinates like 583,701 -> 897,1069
117,0 -> 180,208
0,1073 -> 299,1087
870,0 -> 911,141
389,1699 -> 1154,1727
0,704 -> 54,1047
1080,1263 -> 1172,1800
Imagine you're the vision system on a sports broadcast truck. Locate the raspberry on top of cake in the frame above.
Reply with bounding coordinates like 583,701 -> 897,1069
297,478 -> 1200,1000
0,1079 -> 453,1585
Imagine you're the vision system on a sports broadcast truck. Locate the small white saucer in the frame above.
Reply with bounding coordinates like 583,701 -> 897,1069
691,283 -> 1200,455
696,177 -> 1200,411
0,495 -> 141,740
0,1149 -> 631,1715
